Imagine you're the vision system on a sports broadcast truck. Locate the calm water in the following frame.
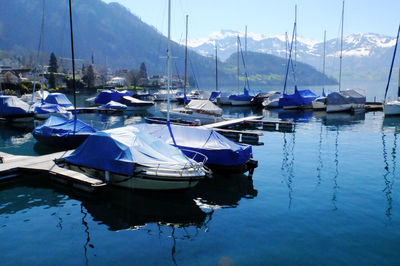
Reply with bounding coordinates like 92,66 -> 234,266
1,94 -> 400,265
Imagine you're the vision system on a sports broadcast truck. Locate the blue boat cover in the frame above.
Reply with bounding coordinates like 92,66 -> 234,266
32,116 -> 96,137
98,101 -> 127,110
33,102 -> 69,115
64,125 -> 197,175
278,86 -> 317,107
209,91 -> 221,101
229,88 -> 254,102
44,93 -> 73,109
134,123 -> 253,166
0,96 -> 31,115
326,89 -> 366,105
94,90 -> 133,105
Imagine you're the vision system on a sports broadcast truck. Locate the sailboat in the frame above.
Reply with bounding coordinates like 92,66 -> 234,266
383,24 -> 400,116
312,31 -> 327,110
32,0 -> 96,148
146,4 -> 257,175
326,0 -> 366,113
161,14 -> 225,125
0,95 -> 34,123
278,6 -> 317,110
228,36 -> 254,106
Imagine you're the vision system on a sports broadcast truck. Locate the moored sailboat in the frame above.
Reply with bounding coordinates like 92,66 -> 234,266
383,24 -> 400,116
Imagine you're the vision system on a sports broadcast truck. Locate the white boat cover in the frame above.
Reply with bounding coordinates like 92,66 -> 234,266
64,125 -> 199,175
186,100 -> 222,115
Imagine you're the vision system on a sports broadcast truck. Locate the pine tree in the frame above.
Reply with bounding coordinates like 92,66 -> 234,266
82,65 -> 96,89
139,62 -> 147,79
48,52 -> 58,73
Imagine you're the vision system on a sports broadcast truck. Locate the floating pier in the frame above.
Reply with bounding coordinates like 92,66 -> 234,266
0,151 -> 104,192
202,116 -> 295,143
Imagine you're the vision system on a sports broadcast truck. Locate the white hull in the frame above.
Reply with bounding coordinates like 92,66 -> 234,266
165,110 -> 224,125
326,103 -> 365,113
384,101 -> 400,116
67,164 -> 205,190
312,101 -> 326,110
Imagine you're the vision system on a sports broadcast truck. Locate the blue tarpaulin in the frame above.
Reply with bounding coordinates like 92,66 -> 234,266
279,86 -> 317,107
326,90 -> 366,105
32,116 -> 96,137
94,90 -> 133,105
33,102 -> 69,115
135,123 -> 253,166
229,88 -> 254,102
44,93 -> 74,109
64,125 -> 196,175
0,96 -> 31,115
209,91 -> 221,102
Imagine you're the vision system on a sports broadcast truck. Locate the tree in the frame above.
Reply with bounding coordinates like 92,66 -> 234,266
139,62 -> 147,79
48,72 -> 56,89
82,65 -> 96,89
126,69 -> 141,89
48,52 -> 58,73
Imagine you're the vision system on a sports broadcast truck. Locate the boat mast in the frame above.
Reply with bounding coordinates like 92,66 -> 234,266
338,0 -> 345,92
294,5 -> 297,87
68,0 -> 77,118
384,24 -> 400,101
167,0 -> 171,122
323,30 -> 326,95
184,14 -> 188,107
215,41 -> 218,91
237,35 -> 240,92
245,25 -> 248,61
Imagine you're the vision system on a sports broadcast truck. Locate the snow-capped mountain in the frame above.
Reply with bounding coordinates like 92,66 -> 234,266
189,30 -> 397,81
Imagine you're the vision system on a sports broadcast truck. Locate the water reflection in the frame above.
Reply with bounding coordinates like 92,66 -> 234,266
381,116 -> 400,220
278,110 -> 313,123
189,174 -> 258,209
322,112 -> 365,130
316,123 -> 324,186
222,105 -> 262,118
281,132 -> 296,208
0,123 -> 34,148
332,129 -> 339,211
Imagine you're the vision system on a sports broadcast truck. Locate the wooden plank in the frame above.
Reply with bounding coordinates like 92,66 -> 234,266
203,115 -> 264,129
213,128 -> 263,136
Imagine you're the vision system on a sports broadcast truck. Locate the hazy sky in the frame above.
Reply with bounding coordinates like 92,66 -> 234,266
102,0 -> 400,43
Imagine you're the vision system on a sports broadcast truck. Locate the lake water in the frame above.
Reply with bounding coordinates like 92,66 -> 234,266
1,94 -> 400,265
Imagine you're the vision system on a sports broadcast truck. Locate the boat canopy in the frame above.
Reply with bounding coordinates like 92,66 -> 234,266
98,101 -> 127,110
94,90 -> 133,105
209,91 -> 221,101
44,93 -> 73,109
279,86 -> 317,107
229,88 -> 254,102
0,95 -> 31,115
33,102 -> 69,115
135,123 -> 253,166
32,116 -> 96,137
64,125 -> 198,175
186,99 -> 222,115
327,89 -> 366,105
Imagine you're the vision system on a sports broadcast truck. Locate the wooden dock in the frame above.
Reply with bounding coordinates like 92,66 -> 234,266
365,102 -> 383,112
203,116 -> 264,129
0,151 -> 105,192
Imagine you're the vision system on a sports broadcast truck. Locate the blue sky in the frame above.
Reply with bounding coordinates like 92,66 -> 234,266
102,0 -> 400,42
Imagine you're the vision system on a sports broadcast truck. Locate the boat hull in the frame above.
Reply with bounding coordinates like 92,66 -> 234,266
32,133 -> 91,149
163,110 -> 224,125
65,163 -> 203,190
230,100 -> 252,106
312,100 -> 326,110
384,101 -> 400,116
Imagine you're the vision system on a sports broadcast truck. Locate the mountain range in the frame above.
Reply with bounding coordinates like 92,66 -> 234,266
0,0 -> 339,87
190,30 -> 399,82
